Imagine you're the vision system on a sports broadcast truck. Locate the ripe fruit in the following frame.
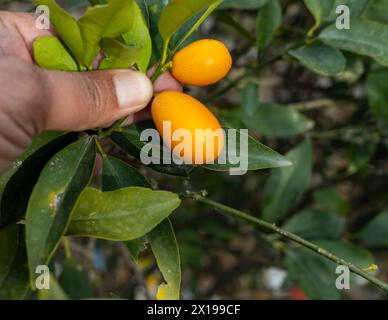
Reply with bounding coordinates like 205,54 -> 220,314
171,39 -> 232,87
151,91 -> 224,165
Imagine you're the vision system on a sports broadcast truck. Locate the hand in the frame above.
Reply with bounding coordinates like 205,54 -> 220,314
0,11 -> 181,173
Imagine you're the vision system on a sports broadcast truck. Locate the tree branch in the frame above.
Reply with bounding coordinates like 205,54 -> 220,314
183,192 -> 388,294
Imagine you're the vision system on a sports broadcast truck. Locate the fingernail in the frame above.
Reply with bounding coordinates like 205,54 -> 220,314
114,71 -> 153,110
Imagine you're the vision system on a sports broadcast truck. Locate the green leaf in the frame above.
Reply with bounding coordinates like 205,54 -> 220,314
256,0 -> 282,52
283,209 -> 345,239
239,103 -> 314,138
262,140 -> 313,222
26,137 -> 96,285
327,0 -> 369,21
111,124 -> 194,177
38,274 -> 69,300
34,0 -> 84,65
319,19 -> 388,66
67,187 -> 181,241
241,82 -> 260,116
289,44 -> 346,77
0,132 -> 78,229
285,240 -> 374,300
122,1 -> 152,72
33,36 -> 78,71
126,237 -> 148,263
78,0 -> 135,68
313,188 -> 349,215
364,0 -> 388,24
204,129 -> 292,173
99,38 -> 142,70
102,155 -> 150,191
148,219 -> 181,300
366,67 -> 388,126
357,211 -> 388,247
219,0 -> 269,9
213,11 -> 254,42
101,155 -> 149,262
142,0 -> 166,66
0,225 -> 29,300
304,0 -> 335,24
59,257 -> 93,299
158,0 -> 221,41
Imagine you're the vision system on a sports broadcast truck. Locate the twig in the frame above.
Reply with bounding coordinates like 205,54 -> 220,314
183,192 -> 388,294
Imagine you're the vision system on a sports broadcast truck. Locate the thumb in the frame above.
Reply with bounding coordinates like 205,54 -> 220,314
42,67 -> 153,131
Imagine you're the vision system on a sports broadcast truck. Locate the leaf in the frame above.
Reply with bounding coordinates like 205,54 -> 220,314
256,0 -> 282,52
204,129 -> 292,173
283,209 -> 345,240
67,187 -> 181,241
239,103 -> 314,138
158,0 -> 221,41
319,19 -> 388,66
0,132 -> 78,229
122,1 -> 152,72
33,36 -> 78,71
34,0 -> 84,65
102,155 -> 150,191
126,237 -> 148,263
327,0 -> 369,21
289,44 -> 346,77
101,155 -> 149,262
313,188 -> 349,215
304,0 -> 335,24
285,240 -> 374,300
149,219 -> 181,300
111,125 -> 194,177
38,274 -> 69,300
0,225 -> 29,299
26,137 -> 96,285
262,140 -> 313,222
59,257 -> 93,299
357,211 -> 388,247
364,0 -> 388,24
241,82 -> 260,116
99,38 -> 142,70
213,11 -> 254,42
219,0 -> 269,9
366,67 -> 388,126
142,0 -> 166,66
78,0 -> 135,68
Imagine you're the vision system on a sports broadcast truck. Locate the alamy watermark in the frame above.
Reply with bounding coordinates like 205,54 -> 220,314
139,123 -> 249,176
35,265 -> 50,290
35,5 -> 50,30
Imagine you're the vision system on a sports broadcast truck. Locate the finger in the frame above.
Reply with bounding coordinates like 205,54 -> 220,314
153,71 -> 183,93
41,68 -> 153,131
147,66 -> 183,92
0,12 -> 53,61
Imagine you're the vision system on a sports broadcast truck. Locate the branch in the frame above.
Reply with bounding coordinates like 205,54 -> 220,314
183,192 -> 388,294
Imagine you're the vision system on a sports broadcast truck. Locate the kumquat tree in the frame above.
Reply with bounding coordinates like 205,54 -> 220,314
1,0 -> 388,301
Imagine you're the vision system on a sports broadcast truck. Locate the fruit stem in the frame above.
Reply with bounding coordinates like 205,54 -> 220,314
94,136 -> 107,157
183,191 -> 388,295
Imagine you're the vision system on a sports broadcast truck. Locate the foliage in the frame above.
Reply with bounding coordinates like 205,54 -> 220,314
1,0 -> 388,300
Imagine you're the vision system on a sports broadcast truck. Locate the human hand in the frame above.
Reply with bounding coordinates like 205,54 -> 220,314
0,11 -> 181,173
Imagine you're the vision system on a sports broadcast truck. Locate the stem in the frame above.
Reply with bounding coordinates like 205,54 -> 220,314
171,0 -> 224,56
63,237 -> 72,258
94,136 -> 106,157
184,192 -> 388,294
101,117 -> 128,137
160,38 -> 170,67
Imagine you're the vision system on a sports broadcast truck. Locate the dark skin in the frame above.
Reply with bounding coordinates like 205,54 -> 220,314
0,11 -> 182,173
